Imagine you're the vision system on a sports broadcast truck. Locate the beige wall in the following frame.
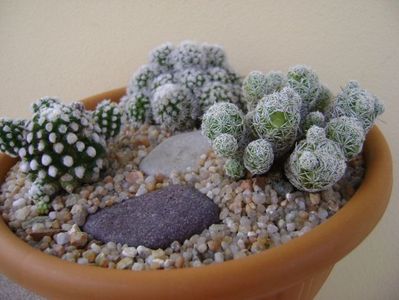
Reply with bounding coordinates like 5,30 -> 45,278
0,0 -> 398,299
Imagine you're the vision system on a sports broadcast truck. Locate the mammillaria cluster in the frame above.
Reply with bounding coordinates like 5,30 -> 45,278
123,41 -> 242,130
202,65 -> 384,192
0,98 -> 122,211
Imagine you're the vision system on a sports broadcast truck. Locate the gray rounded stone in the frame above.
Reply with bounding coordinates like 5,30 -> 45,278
83,185 -> 220,249
139,131 -> 211,176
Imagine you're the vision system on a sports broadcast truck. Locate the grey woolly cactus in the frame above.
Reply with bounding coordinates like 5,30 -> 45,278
125,93 -> 152,124
127,65 -> 157,96
151,84 -> 193,130
328,81 -> 384,133
199,82 -> 241,114
94,100 -> 123,139
264,71 -> 287,94
0,119 -> 26,157
212,133 -> 238,158
224,158 -> 245,179
201,102 -> 244,141
287,65 -> 321,109
202,44 -> 226,68
243,139 -> 274,175
173,41 -> 205,70
125,41 -> 242,128
285,126 -> 347,192
252,87 -> 302,155
149,42 -> 175,71
242,71 -> 267,111
326,116 -> 365,160
310,84 -> 332,113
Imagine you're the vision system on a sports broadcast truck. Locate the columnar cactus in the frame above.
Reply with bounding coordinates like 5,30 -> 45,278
0,97 -> 123,208
243,139 -> 274,175
285,126 -> 347,192
123,41 -> 242,129
328,81 -> 384,133
151,84 -> 193,130
326,116 -> 365,160
94,100 -> 123,139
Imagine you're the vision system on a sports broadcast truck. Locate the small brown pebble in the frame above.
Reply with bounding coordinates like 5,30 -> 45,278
126,171 -> 144,185
174,255 -> 184,268
240,180 -> 252,191
133,138 -> 150,147
26,228 -> 62,241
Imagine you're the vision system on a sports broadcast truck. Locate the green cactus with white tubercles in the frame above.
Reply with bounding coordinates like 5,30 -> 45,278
212,133 -> 239,158
202,44 -> 226,68
94,100 -> 123,139
243,139 -> 274,175
149,42 -> 175,72
125,93 -> 152,125
0,119 -> 27,157
199,82 -> 241,114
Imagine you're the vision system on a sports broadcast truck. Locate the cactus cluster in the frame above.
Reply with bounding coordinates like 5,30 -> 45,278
0,98 -> 122,209
202,65 -> 384,192
123,41 -> 242,130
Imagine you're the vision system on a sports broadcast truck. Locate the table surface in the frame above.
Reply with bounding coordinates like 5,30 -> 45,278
0,1 -> 398,299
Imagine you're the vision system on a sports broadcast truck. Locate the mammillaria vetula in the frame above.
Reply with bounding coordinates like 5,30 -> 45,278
201,65 -> 384,192
123,41 -> 242,130
0,97 -> 123,211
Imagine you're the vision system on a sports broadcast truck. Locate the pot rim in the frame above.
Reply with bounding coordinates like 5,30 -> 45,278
0,87 -> 393,299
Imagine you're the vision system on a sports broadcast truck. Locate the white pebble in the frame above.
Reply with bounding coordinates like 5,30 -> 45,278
122,247 -> 137,258
12,198 -> 26,208
55,232 -> 69,245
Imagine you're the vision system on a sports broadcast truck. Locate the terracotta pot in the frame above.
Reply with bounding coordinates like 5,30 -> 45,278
0,88 -> 393,300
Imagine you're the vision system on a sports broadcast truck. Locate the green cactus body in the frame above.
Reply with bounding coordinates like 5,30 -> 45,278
201,102 -> 244,141
212,133 -> 238,158
252,87 -> 302,155
243,139 -> 274,175
15,99 -> 110,203
326,116 -> 365,160
0,119 -> 27,157
94,100 -> 123,139
125,93 -> 152,125
310,85 -> 332,113
224,158 -> 245,179
242,71 -> 267,111
287,65 -> 321,109
151,84 -> 193,130
285,126 -> 346,192
329,81 -> 383,133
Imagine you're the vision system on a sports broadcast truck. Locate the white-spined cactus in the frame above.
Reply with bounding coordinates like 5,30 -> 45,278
202,44 -> 226,68
94,100 -> 123,139
199,82 -> 241,114
151,84 -> 193,131
242,71 -> 267,111
302,111 -> 326,133
243,139 -> 274,175
328,81 -> 384,133
252,87 -> 302,155
212,133 -> 238,158
149,42 -> 175,71
124,41 -> 242,128
201,102 -> 245,141
285,126 -> 347,192
326,116 -> 365,160
264,71 -> 287,94
224,158 -> 245,179
287,65 -> 321,111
